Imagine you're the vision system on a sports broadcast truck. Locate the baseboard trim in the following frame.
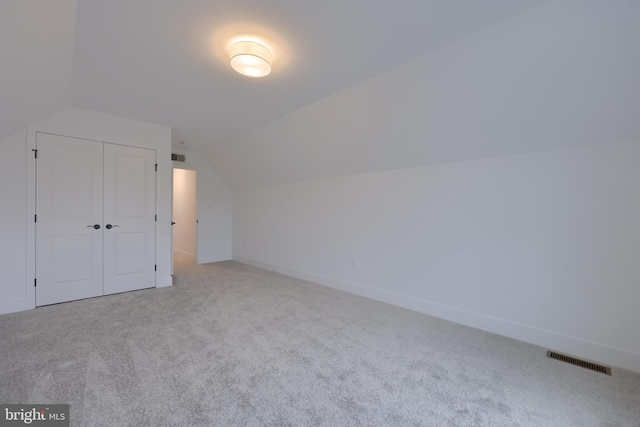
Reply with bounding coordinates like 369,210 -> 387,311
173,248 -> 195,256
0,298 -> 35,316
156,275 -> 173,288
232,255 -> 640,373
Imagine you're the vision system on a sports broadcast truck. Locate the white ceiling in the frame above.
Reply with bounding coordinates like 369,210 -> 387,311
4,0 -> 639,189
212,0 -> 640,188
0,0 -> 77,137
68,0 -> 549,148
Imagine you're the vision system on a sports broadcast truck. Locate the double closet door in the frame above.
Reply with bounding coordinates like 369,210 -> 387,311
35,133 -> 156,306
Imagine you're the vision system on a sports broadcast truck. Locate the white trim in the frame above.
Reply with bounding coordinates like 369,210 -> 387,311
26,126 -> 165,312
0,299 -> 33,315
29,125 -> 161,151
173,248 -> 196,257
156,275 -> 173,288
233,255 -> 640,373
25,129 -> 37,311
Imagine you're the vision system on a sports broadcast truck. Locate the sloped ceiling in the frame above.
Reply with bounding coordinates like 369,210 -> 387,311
213,0 -> 640,188
6,1 -> 640,189
0,0 -> 77,138
3,0 -> 550,177
69,0 -> 548,150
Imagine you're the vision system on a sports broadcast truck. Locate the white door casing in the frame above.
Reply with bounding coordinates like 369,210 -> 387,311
35,133 -> 156,306
103,143 -> 156,295
35,133 -> 104,306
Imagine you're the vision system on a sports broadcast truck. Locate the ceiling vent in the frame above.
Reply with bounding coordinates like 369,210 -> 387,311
171,153 -> 185,162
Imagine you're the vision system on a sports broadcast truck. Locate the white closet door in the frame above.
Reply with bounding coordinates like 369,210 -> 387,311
36,133 -> 104,306
102,143 -> 156,295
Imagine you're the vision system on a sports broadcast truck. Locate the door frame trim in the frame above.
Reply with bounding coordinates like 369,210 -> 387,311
27,125 -> 163,308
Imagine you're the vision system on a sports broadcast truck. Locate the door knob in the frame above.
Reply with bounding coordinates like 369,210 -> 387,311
87,224 -> 100,229
171,222 -> 176,225
106,224 -> 119,229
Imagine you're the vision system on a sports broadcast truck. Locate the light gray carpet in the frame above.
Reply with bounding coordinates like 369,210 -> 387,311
1,252 -> 639,426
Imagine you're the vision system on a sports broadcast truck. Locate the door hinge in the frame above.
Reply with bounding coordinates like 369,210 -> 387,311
155,214 -> 157,221
154,265 -> 157,271
34,214 -> 37,223
34,278 -> 37,287
155,164 -> 158,172
32,149 -> 38,159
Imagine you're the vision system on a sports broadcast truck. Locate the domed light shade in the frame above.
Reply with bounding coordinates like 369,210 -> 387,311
229,40 -> 272,77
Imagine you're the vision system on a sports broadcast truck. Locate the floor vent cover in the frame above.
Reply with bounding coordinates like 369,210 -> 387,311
546,351 -> 611,376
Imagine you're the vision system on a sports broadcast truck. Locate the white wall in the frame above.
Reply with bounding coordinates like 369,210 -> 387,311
234,140 -> 640,373
0,130 -> 29,314
172,149 -> 232,263
227,0 -> 640,373
0,107 -> 173,315
173,168 -> 197,256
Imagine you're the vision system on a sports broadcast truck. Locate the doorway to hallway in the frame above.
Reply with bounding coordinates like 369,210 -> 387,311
172,168 -> 197,267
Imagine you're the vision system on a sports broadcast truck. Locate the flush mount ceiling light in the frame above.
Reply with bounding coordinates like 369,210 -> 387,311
229,40 -> 272,77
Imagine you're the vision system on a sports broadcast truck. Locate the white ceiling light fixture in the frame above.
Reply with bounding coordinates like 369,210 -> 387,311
229,40 -> 272,78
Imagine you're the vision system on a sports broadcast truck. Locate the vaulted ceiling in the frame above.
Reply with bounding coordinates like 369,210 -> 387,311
69,0 -> 549,146
1,0 -> 77,140
3,0 -> 640,189
3,1 -> 547,144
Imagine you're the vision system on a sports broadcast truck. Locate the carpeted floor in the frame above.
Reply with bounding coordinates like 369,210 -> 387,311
1,252 -> 639,426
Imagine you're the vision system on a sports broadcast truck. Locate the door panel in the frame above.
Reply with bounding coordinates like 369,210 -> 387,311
103,143 -> 156,295
52,235 -> 94,283
36,133 -> 103,306
114,233 -> 147,274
